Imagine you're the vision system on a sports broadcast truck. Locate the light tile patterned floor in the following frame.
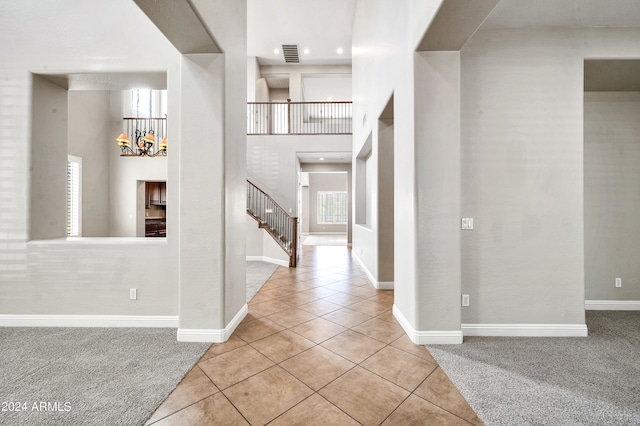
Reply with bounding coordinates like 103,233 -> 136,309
146,246 -> 482,425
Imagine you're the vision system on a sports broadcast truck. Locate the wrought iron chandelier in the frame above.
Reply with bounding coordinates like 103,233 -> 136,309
116,124 -> 167,157
116,89 -> 167,157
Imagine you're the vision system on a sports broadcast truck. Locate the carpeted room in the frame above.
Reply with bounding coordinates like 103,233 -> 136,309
428,311 -> 640,425
0,261 -> 278,425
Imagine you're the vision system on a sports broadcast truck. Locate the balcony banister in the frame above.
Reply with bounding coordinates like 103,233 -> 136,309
247,101 -> 352,135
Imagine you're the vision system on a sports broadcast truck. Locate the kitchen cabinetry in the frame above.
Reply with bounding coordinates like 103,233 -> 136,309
145,220 -> 166,237
144,181 -> 167,237
145,181 -> 167,207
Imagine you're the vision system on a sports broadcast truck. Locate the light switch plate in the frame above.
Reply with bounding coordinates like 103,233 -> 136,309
461,218 -> 474,230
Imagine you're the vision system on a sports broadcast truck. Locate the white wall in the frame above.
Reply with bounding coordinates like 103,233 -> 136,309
460,27 -> 640,326
353,1 -> 445,330
464,31 -> 579,326
377,118 -> 394,283
584,92 -> 640,302
247,134 -> 351,214
269,88 -> 289,101
247,56 -> 260,102
414,51 -> 461,331
68,91 -> 111,237
245,216 -> 290,266
191,0 -> 247,327
30,76 -> 69,241
0,0 -> 247,339
301,184 -> 310,234
353,3 -> 640,339
261,65 -> 352,102
0,0 -> 181,318
255,79 -> 269,102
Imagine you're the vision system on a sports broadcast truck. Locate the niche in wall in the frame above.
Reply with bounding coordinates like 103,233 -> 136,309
584,59 -> 640,303
355,133 -> 372,226
29,72 -> 168,240
377,94 -> 394,283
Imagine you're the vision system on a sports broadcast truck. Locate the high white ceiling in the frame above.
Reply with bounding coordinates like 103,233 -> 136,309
482,0 -> 640,29
247,0 -> 356,66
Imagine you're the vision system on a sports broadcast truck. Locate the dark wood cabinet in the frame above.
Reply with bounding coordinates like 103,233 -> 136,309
145,220 -> 166,237
146,181 -> 167,207
145,181 -> 166,237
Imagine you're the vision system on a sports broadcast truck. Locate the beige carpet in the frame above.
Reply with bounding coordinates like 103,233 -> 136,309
428,311 -> 640,425
246,260 -> 279,302
0,327 -> 209,426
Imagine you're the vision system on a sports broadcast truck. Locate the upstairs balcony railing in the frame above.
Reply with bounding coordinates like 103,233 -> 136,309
247,100 -> 352,135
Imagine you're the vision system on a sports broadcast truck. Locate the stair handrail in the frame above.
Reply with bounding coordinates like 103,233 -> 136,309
247,179 -> 291,217
246,180 -> 298,267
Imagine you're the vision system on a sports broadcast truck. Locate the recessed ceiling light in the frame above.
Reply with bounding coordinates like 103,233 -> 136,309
319,157 -> 325,161
274,48 -> 279,55
303,48 -> 310,55
337,47 -> 344,54
327,96 -> 332,101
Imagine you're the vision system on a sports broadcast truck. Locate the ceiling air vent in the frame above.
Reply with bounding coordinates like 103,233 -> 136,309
282,44 -> 300,63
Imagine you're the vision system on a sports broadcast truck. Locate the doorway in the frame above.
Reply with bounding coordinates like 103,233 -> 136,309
297,154 -> 352,247
301,171 -> 349,246
583,60 -> 640,309
140,180 -> 167,238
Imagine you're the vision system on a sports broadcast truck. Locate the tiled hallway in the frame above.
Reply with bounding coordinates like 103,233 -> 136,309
146,246 -> 482,425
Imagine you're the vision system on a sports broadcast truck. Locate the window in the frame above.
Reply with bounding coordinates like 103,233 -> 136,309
67,156 -> 82,237
130,89 -> 167,118
317,191 -> 348,224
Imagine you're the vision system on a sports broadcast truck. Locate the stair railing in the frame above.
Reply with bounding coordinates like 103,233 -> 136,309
246,180 -> 298,267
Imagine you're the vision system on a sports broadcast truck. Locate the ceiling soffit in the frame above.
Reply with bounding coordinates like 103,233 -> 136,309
482,0 -> 640,29
133,0 -> 220,54
38,72 -> 167,91
417,0 -> 501,51
585,60 -> 640,92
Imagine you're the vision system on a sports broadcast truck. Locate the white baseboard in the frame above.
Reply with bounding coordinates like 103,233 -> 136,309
246,256 -> 289,267
585,300 -> 640,310
351,250 -> 374,285
461,323 -> 588,337
392,305 -> 463,344
0,315 -> 179,328
351,251 -> 393,290
376,281 -> 394,290
177,304 -> 248,343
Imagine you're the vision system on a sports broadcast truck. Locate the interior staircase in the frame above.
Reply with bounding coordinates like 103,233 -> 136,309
246,180 -> 298,267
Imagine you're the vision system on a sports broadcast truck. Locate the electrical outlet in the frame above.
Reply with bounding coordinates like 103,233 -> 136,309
462,294 -> 470,307
130,288 -> 137,300
615,278 -> 622,288
461,218 -> 474,230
